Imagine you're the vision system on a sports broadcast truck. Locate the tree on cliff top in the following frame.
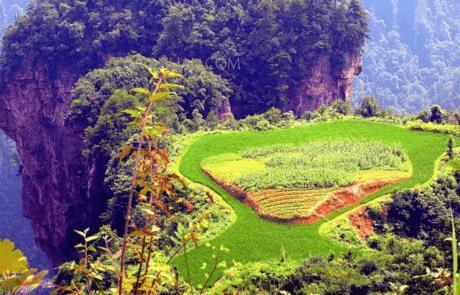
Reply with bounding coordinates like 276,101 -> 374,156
1,0 -> 368,117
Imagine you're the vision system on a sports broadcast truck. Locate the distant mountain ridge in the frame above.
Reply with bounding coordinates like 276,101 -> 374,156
354,0 -> 460,113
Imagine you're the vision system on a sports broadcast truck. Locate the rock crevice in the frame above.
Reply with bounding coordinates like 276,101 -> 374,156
284,50 -> 362,115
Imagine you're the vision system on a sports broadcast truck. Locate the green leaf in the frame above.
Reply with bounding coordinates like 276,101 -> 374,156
145,66 -> 159,79
131,87 -> 150,95
0,240 -> 28,274
122,108 -> 142,119
131,229 -> 158,239
149,92 -> 175,103
161,69 -> 183,79
141,207 -> 155,216
85,235 -> 99,243
74,229 -> 86,238
143,126 -> 162,138
159,83 -> 182,91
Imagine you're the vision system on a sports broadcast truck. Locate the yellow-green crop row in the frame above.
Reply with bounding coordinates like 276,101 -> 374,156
203,139 -> 410,191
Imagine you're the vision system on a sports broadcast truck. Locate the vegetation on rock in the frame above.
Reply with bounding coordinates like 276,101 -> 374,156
2,0 -> 368,116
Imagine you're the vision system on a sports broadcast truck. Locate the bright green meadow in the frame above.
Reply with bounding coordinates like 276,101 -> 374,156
173,119 -> 452,285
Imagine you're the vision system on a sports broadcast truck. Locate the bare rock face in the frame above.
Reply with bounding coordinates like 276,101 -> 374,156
217,99 -> 233,121
0,61 -> 105,265
284,50 -> 362,115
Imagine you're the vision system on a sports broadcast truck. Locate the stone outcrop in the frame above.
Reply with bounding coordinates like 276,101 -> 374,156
217,99 -> 233,121
284,50 -> 362,115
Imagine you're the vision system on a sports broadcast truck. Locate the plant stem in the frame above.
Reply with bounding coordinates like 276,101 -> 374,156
134,236 -> 146,294
451,208 -> 459,295
200,257 -> 219,294
118,74 -> 164,295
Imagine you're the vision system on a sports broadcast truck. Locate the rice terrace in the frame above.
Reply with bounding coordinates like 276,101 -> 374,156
173,119 -> 453,284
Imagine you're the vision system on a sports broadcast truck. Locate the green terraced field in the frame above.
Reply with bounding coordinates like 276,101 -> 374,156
173,119 -> 452,285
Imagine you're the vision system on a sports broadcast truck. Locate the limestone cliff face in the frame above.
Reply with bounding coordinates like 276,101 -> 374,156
284,50 -> 362,115
0,61 -> 103,265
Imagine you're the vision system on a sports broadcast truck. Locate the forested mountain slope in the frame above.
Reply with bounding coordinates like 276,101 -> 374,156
354,0 -> 460,113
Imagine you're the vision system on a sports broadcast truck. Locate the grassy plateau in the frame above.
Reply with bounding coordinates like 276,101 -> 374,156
173,119 -> 451,285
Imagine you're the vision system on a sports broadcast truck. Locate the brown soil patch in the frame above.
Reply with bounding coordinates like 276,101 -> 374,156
203,168 -> 400,224
349,207 -> 375,240
202,169 -> 259,209
290,181 -> 392,224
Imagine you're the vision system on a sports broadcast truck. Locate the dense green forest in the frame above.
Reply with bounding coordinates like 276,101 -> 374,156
354,0 -> 460,113
1,0 -> 368,117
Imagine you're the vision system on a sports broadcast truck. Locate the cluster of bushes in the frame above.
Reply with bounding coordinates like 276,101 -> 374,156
382,172 -> 460,255
212,235 -> 446,294
417,105 -> 459,125
404,105 -> 460,136
406,121 -> 460,136
219,98 -> 459,136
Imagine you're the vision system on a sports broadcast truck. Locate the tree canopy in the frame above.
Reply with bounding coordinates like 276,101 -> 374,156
1,0 -> 368,117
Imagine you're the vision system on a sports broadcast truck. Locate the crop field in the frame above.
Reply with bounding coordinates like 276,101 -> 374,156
201,139 -> 410,222
203,140 -> 409,191
249,188 -> 334,220
173,120 -> 452,285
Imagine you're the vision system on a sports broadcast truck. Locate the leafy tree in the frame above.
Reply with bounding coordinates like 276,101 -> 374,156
417,109 -> 432,123
345,0 -> 369,49
430,105 -> 449,124
357,96 -> 380,118
387,175 -> 460,253
191,108 -> 205,131
332,99 -> 352,115
70,55 -> 232,129
115,67 -> 187,293
213,238 -> 444,294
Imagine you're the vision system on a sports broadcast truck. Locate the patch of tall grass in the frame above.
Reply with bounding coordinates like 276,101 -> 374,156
235,140 -> 409,191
